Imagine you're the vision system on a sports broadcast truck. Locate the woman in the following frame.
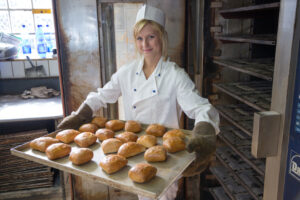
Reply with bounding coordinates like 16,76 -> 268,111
58,4 -> 219,199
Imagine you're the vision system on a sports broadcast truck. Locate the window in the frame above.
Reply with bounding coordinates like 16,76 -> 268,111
0,0 -> 56,58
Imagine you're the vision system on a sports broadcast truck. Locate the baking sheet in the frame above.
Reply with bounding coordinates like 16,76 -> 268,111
11,125 -> 195,199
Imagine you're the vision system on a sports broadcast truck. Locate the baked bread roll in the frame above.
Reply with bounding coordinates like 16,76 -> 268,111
56,129 -> 80,144
137,135 -> 157,148
69,148 -> 93,165
74,132 -> 97,147
128,163 -> 157,183
99,154 -> 128,174
115,132 -> 138,143
125,120 -> 142,133
163,136 -> 186,153
117,142 -> 145,158
101,138 -> 123,154
45,143 -> 71,160
79,123 -> 98,133
105,120 -> 125,131
91,117 -> 107,128
145,124 -> 166,137
162,129 -> 185,141
95,128 -> 115,141
30,137 -> 60,152
144,145 -> 167,162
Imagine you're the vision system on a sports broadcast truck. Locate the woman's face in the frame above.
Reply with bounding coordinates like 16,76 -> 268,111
136,24 -> 162,60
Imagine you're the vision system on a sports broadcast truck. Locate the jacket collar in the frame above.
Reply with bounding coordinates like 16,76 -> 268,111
136,56 -> 165,77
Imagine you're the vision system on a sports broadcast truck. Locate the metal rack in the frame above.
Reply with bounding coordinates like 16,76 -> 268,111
207,1 -> 280,199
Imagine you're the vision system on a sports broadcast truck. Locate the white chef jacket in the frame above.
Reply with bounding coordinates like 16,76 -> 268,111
85,56 -> 220,133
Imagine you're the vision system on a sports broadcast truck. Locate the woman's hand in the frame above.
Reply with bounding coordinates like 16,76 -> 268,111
183,122 -> 216,177
57,103 -> 93,130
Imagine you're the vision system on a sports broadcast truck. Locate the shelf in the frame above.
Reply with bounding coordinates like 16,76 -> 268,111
215,34 -> 276,45
216,146 -> 264,200
219,126 -> 265,176
219,2 -> 280,19
209,187 -> 231,200
213,58 -> 274,81
215,104 -> 254,136
213,81 -> 272,111
210,165 -> 255,200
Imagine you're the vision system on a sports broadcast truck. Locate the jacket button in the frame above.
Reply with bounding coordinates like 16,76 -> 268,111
152,90 -> 156,93
133,106 -> 136,109
133,88 -> 137,92
136,72 -> 138,75
158,73 -> 161,77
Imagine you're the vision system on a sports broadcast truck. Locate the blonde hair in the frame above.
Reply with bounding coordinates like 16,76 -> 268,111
133,19 -> 168,60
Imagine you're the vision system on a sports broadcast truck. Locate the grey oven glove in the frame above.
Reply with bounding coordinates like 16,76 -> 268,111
182,121 -> 216,177
57,103 -> 93,130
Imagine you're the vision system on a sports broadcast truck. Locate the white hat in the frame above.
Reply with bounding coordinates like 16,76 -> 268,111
135,5 -> 165,28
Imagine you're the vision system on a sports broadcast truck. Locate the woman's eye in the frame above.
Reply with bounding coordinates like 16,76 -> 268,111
149,35 -> 155,39
137,37 -> 142,41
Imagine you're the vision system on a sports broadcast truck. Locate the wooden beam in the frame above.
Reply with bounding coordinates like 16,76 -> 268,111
252,111 -> 281,158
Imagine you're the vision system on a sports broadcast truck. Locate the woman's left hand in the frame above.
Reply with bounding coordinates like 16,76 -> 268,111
183,122 -> 216,177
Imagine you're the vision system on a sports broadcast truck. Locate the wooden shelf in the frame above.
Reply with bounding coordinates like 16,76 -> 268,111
215,34 -> 276,45
213,58 -> 274,81
216,146 -> 264,200
210,165 -> 254,200
219,126 -> 265,176
216,104 -> 254,136
219,2 -> 280,19
213,81 -> 272,111
209,187 -> 231,200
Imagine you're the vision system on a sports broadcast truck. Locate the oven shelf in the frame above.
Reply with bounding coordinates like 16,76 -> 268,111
213,58 -> 274,81
215,104 -> 254,136
213,81 -> 272,111
219,2 -> 280,19
210,165 -> 255,200
215,34 -> 276,45
209,187 -> 231,200
216,146 -> 264,200
219,126 -> 265,176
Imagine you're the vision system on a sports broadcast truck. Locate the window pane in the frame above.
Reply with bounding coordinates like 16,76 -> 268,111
34,14 -> 54,33
8,0 -> 32,9
10,11 -> 34,33
114,3 -> 142,68
32,0 -> 52,9
0,11 -> 11,33
0,0 -> 8,9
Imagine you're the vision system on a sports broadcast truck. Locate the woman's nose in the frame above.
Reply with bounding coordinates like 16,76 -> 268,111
143,39 -> 149,47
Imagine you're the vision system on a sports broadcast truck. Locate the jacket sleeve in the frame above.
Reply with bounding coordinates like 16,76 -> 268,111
84,72 -> 121,112
176,67 -> 220,134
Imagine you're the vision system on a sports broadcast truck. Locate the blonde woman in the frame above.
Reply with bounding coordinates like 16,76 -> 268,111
58,4 -> 219,200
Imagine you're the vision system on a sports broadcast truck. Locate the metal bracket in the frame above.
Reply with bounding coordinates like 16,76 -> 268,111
251,111 -> 281,158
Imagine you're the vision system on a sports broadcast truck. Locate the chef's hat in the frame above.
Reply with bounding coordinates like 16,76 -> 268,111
135,5 -> 165,28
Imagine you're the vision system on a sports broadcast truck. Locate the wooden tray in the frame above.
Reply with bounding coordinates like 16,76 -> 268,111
11,125 -> 195,199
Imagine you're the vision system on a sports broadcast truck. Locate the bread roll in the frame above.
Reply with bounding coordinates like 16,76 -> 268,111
105,120 -> 125,131
30,137 -> 60,152
117,142 -> 145,158
162,129 -> 185,141
95,128 -> 115,141
56,129 -> 80,144
79,123 -> 98,133
128,163 -> 157,183
99,154 -> 128,174
163,136 -> 185,153
91,117 -> 108,128
144,146 -> 167,162
74,132 -> 97,147
101,138 -> 123,154
69,148 -> 93,165
137,135 -> 157,148
45,143 -> 71,160
115,132 -> 138,143
125,120 -> 142,133
145,124 -> 166,137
